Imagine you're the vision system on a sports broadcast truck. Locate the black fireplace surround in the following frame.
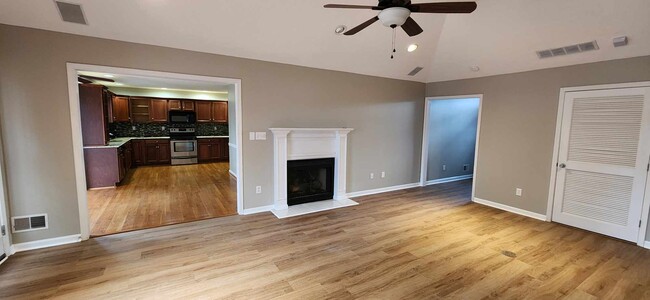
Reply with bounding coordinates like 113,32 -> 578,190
287,158 -> 335,206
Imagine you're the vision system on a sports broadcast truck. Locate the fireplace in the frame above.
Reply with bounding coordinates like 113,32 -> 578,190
287,158 -> 334,206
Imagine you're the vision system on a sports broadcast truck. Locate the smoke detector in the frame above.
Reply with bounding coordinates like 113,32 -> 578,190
334,25 -> 347,35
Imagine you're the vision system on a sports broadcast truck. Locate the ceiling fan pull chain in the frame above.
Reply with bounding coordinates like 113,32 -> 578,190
391,27 -> 396,59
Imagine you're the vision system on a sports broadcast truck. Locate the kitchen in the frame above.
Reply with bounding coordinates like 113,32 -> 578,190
78,72 -> 237,236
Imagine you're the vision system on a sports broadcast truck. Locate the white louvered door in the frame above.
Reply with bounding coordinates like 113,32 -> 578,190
552,87 -> 650,242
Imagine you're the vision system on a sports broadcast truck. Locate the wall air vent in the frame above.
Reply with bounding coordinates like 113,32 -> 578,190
536,40 -> 599,59
55,1 -> 87,25
11,214 -> 48,233
408,67 -> 424,76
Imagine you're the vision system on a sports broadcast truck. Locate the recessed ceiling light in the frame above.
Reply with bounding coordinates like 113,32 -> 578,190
113,83 -> 123,86
103,74 -> 114,78
407,44 -> 418,52
470,66 -> 480,72
161,88 -> 168,90
334,25 -> 347,35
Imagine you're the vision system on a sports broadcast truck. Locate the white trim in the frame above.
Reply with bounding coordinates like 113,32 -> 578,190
228,142 -> 238,149
547,81 -> 650,247
12,234 -> 81,252
347,182 -> 420,198
240,205 -> 274,215
473,197 -> 547,221
271,198 -> 358,219
66,63 -> 244,240
644,241 -> 650,249
425,174 -> 473,186
420,94 -> 483,204
0,254 -> 8,266
228,169 -> 237,179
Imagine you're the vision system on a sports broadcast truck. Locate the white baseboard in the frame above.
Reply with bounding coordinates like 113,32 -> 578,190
473,197 -> 547,221
240,205 -> 274,215
11,234 -> 82,252
229,169 -> 237,178
347,182 -> 420,198
425,175 -> 473,186
644,241 -> 650,249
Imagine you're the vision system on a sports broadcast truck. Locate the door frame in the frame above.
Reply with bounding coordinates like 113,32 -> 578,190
547,81 -> 650,247
66,63 -> 244,240
0,131 -> 12,262
419,94 -> 483,201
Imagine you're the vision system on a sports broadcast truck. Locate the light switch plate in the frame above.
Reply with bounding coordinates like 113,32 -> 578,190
515,188 -> 523,197
255,132 -> 267,140
249,132 -> 256,140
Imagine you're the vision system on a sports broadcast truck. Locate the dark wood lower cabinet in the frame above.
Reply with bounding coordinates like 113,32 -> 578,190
197,138 -> 228,162
144,140 -> 171,164
84,141 -> 133,188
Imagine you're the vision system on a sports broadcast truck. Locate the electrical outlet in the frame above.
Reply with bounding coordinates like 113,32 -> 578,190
463,164 -> 469,171
132,126 -> 137,131
162,126 -> 166,130
515,188 -> 523,197
370,173 -> 375,179
213,126 -> 217,130
442,165 -> 447,171
381,171 -> 386,178
256,186 -> 262,194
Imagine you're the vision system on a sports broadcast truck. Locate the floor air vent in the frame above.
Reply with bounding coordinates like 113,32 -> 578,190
12,214 -> 48,233
55,1 -> 88,25
408,67 -> 424,76
536,40 -> 599,59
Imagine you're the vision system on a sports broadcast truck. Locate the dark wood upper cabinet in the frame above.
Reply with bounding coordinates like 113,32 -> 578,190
195,101 -> 212,122
110,96 -> 130,122
130,97 -> 151,123
196,100 -> 228,123
182,100 -> 195,111
168,100 -> 182,111
150,99 -> 168,122
212,101 -> 228,123
79,84 -> 110,146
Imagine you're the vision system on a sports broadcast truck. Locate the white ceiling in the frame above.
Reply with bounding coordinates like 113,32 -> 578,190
2,0 -> 649,83
77,71 -> 231,93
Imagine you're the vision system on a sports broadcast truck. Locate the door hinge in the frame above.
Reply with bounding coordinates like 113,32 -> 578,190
640,220 -> 643,228
647,163 -> 649,172
1,225 -> 5,236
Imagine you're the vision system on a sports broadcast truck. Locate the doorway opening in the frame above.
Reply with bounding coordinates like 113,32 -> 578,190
67,64 -> 243,239
420,95 -> 482,201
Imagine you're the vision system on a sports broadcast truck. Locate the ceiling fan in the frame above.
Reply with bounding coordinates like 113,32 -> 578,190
324,0 -> 477,37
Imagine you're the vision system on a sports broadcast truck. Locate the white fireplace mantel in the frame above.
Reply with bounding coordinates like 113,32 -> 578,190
269,128 -> 358,218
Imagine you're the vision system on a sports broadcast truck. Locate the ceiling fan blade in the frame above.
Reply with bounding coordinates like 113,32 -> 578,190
324,4 -> 378,9
77,77 -> 92,84
401,17 -> 423,37
409,2 -> 477,13
78,75 -> 115,82
344,16 -> 380,35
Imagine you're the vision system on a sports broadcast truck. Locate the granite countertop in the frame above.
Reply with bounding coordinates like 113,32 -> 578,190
84,136 -> 228,149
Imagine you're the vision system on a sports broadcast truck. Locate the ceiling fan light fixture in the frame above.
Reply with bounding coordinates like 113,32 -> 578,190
334,25 -> 347,35
407,44 -> 418,52
378,7 -> 411,27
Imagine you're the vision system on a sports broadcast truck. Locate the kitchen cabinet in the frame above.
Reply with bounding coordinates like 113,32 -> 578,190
168,100 -> 195,111
132,140 -> 145,165
144,139 -> 171,164
150,99 -> 168,122
196,101 -> 228,123
198,138 -> 228,162
79,84 -> 111,146
110,96 -> 130,122
130,97 -> 151,123
84,141 -> 133,188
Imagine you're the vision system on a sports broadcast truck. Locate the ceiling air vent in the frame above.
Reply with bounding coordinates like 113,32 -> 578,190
55,1 -> 87,25
12,214 -> 48,233
536,40 -> 599,59
408,67 -> 424,76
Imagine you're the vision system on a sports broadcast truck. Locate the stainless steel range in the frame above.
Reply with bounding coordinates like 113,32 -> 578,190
169,128 -> 197,165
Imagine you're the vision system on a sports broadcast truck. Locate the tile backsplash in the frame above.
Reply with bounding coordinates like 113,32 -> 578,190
109,122 -> 228,138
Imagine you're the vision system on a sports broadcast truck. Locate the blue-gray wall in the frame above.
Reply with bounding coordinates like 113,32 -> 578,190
426,98 -> 480,181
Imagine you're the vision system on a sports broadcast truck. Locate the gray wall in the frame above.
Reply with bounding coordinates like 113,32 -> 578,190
426,98 -> 479,181
426,56 -> 650,243
0,25 -> 424,243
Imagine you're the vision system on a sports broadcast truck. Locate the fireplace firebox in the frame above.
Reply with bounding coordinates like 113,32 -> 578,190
287,158 -> 335,206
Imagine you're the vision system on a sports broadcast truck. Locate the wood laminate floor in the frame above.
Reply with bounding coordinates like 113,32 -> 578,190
87,162 -> 237,236
2,180 -> 649,299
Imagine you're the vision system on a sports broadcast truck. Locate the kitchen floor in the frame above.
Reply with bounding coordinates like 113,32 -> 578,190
87,162 -> 237,236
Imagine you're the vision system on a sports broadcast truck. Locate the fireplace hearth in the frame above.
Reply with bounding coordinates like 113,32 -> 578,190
287,158 -> 334,206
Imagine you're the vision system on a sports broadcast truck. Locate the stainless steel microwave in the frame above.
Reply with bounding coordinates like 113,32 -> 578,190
169,111 -> 196,124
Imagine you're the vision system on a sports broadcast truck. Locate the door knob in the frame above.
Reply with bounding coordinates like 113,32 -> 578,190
558,163 -> 566,169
